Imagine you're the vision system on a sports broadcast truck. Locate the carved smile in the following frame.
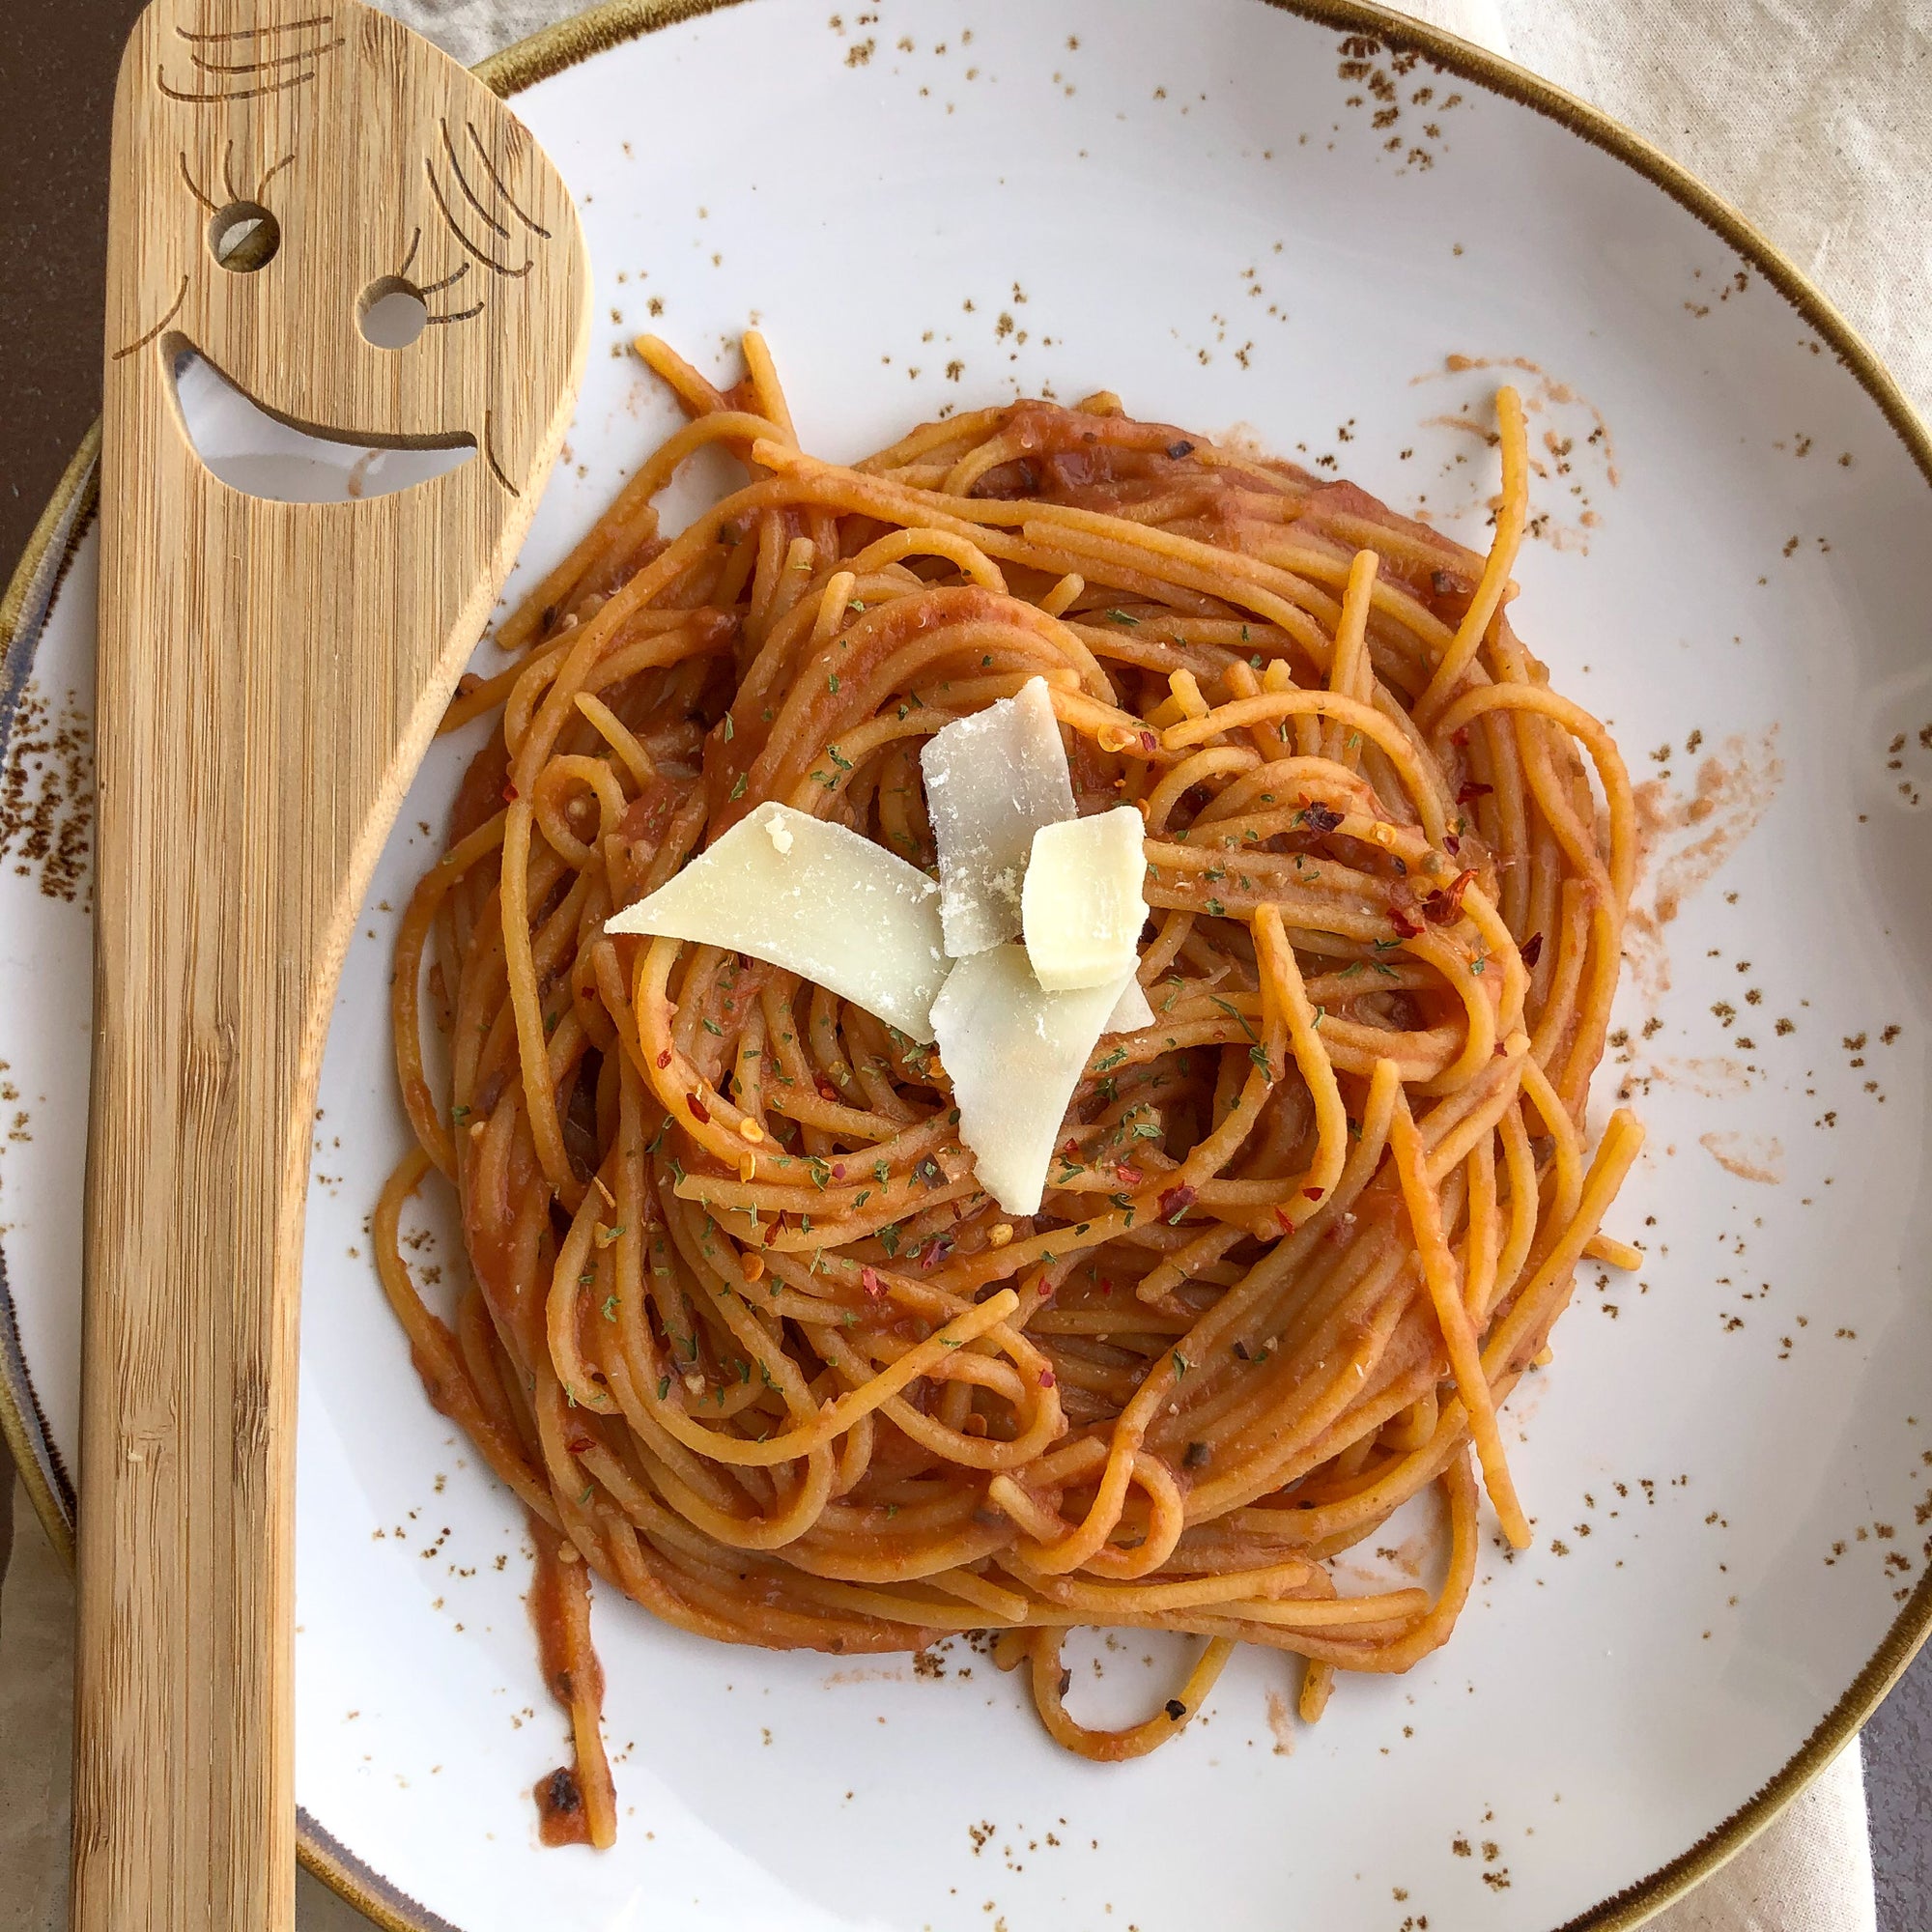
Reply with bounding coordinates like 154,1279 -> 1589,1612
169,341 -> 474,503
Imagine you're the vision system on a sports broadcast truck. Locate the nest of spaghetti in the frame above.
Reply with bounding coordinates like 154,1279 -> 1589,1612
384,332 -> 1641,1831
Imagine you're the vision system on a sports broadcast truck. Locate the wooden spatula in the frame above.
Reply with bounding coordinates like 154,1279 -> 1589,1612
79,3 -> 587,1923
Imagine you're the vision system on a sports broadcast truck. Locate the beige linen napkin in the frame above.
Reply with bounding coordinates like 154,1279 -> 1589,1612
1,1 -> 1912,1926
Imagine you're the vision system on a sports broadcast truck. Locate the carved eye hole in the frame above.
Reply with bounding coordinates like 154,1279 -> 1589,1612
358,277 -> 430,350
208,200 -> 280,273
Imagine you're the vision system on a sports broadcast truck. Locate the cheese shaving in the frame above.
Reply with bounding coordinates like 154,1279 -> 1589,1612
1021,805 -> 1149,992
922,676 -> 1076,957
606,803 -> 947,1040
929,946 -> 1137,1215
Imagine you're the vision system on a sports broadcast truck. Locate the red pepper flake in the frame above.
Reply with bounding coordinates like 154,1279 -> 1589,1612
1115,1161 -> 1144,1187
567,1436 -> 592,1455
1038,1366 -> 1057,1387
1520,931 -> 1545,968
1274,1207 -> 1297,1233
1449,726 -> 1470,748
815,1078 -> 838,1101
655,1049 -> 672,1069
1061,1137 -> 1081,1158
1455,781 -> 1493,804
1421,868 -> 1478,925
501,781 -> 521,803
1298,798 -> 1344,836
1138,729 -> 1158,754
1444,832 -> 1462,856
1389,905 -> 1424,939
1303,1186 -> 1324,1202
860,1265 -> 886,1300
1097,1276 -> 1113,1296
920,1233 -> 956,1271
1158,1183 -> 1197,1222
831,1162 -> 846,1180
687,1094 -> 711,1123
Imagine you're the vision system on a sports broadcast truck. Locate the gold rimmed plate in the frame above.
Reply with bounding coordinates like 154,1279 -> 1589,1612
4,3 -> 1929,1926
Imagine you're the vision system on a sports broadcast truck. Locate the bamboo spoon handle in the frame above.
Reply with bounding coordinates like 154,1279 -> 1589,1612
77,4 -> 585,1924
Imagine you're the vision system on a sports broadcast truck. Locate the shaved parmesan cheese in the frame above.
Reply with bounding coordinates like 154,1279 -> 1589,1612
1022,806 -> 1149,991
1105,975 -> 1155,1034
930,947 -> 1136,1215
606,803 -> 947,1040
922,676 -> 1076,957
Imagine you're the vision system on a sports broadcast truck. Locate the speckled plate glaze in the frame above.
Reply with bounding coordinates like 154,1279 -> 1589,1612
4,3 -> 1931,1928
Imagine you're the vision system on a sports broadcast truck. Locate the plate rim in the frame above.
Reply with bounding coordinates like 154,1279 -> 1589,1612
1,3 -> 1927,1928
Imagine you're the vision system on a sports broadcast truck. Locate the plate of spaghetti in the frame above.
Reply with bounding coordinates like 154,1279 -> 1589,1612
4,3 -> 1930,1930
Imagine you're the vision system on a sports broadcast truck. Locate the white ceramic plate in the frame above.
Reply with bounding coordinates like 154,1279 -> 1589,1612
5,3 -> 1931,1927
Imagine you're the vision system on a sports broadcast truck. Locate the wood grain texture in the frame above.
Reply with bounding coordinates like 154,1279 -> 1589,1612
79,3 -> 586,1924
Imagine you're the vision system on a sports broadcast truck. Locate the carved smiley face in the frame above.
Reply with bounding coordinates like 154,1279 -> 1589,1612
109,0 -> 586,495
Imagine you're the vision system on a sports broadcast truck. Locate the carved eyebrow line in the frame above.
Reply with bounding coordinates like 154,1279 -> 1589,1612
421,156 -> 531,278
417,259 -> 468,296
157,64 -> 317,103
464,120 -> 552,241
423,300 -> 485,327
188,36 -> 343,76
175,14 -> 333,43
